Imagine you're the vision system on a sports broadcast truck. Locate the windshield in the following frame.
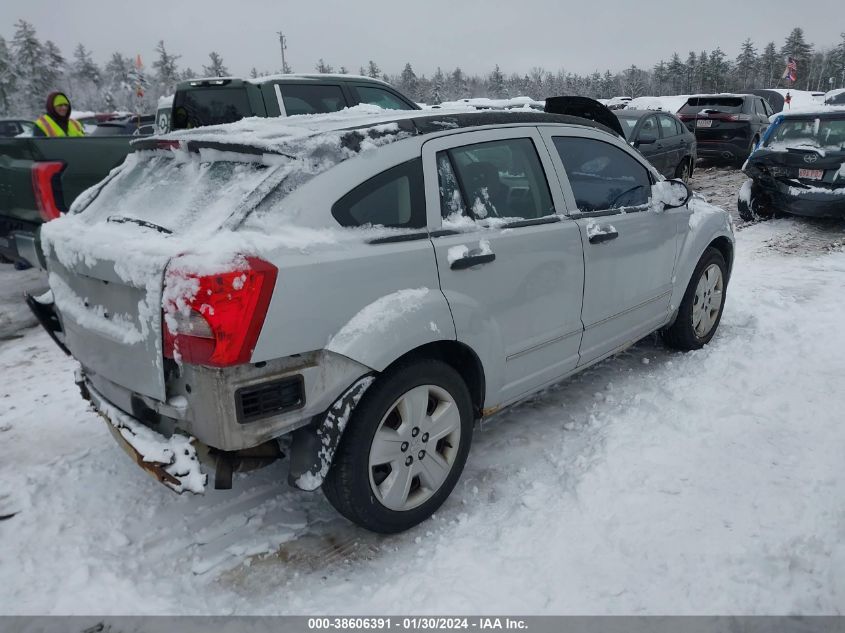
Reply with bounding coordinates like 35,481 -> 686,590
615,116 -> 638,138
79,152 -> 278,234
171,87 -> 251,130
680,97 -> 744,115
764,117 -> 845,150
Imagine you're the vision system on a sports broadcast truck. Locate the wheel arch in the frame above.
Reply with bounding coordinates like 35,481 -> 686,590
708,235 -> 734,277
382,340 -> 486,419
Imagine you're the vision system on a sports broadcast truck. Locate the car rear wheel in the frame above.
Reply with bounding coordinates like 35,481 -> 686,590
663,247 -> 727,351
322,359 -> 473,533
674,158 -> 692,183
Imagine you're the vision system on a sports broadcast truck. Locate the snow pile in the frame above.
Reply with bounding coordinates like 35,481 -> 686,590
92,385 -> 207,494
625,95 -> 690,113
4,217 -> 845,614
738,179 -> 753,204
436,96 -> 545,111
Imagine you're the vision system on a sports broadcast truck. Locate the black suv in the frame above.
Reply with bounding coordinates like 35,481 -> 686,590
170,74 -> 420,130
678,94 -> 774,165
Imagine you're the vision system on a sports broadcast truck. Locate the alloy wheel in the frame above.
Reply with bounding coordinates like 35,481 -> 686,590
368,384 -> 462,512
692,263 -> 724,338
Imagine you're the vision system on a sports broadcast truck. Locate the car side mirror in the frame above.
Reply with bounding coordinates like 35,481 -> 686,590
652,179 -> 692,209
635,136 -> 657,147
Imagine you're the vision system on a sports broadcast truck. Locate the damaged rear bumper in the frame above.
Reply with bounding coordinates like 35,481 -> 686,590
78,369 -> 208,494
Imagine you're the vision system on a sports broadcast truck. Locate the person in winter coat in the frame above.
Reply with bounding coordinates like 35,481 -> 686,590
33,92 -> 85,137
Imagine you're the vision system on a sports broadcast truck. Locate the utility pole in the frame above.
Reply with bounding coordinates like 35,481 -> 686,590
277,32 -> 288,73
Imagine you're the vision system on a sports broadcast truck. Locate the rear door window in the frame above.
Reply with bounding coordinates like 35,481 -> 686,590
353,86 -> 416,111
659,115 -> 678,137
439,138 -> 554,220
279,84 -> 347,116
640,116 -> 659,141
552,136 -> 652,212
171,88 -> 252,129
332,159 -> 426,229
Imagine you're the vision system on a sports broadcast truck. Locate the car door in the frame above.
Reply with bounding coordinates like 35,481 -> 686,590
538,128 -> 683,365
634,115 -> 666,174
753,98 -> 770,145
658,114 -> 683,177
422,128 -> 586,406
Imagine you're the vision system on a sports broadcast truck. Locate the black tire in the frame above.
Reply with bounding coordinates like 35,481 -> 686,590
663,247 -> 728,351
737,180 -> 773,222
323,359 -> 474,534
674,158 -> 691,183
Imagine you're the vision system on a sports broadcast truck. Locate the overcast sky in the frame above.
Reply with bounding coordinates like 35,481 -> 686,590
2,0 -> 843,78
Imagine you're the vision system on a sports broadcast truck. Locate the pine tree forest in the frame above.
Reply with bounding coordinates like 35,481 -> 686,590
1,20 -> 843,117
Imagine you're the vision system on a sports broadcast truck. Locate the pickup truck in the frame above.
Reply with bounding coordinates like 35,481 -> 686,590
0,136 -> 134,267
0,74 -> 419,268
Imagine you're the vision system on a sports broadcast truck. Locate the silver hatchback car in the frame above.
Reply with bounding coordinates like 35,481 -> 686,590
38,107 -> 734,533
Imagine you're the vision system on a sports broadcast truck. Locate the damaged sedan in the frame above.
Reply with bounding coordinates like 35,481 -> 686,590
738,108 -> 845,220
33,105 -> 733,533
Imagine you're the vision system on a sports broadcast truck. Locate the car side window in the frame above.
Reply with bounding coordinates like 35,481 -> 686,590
332,159 -> 426,229
354,86 -> 415,111
640,116 -> 659,140
659,115 -> 677,137
552,136 -> 652,212
673,117 -> 685,136
754,99 -> 766,117
762,100 -> 773,117
279,84 -> 346,116
438,138 -> 554,220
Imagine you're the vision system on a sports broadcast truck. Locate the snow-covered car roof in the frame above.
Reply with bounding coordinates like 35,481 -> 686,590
770,105 -> 845,121
140,104 -> 615,156
624,96 -> 691,113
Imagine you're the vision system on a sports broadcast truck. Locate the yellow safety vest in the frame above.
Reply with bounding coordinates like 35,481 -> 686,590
34,114 -> 85,138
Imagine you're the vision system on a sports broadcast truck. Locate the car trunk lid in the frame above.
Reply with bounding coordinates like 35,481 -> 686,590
41,147 -> 284,401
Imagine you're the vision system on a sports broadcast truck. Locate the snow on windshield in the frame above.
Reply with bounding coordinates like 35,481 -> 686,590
764,117 -> 845,151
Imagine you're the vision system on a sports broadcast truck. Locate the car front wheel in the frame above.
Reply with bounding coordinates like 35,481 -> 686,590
323,359 -> 473,533
663,247 -> 728,351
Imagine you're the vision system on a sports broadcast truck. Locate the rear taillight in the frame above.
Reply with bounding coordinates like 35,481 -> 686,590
678,114 -> 694,121
156,140 -> 181,150
163,257 -> 278,367
31,161 -> 66,222
710,113 -> 751,122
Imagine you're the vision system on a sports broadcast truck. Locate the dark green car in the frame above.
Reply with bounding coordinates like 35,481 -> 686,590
0,75 -> 419,267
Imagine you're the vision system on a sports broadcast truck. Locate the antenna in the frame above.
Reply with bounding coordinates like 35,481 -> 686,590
277,32 -> 288,73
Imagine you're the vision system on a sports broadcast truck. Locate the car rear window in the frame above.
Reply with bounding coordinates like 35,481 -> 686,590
680,97 -> 744,114
77,153 -> 276,234
171,88 -> 252,130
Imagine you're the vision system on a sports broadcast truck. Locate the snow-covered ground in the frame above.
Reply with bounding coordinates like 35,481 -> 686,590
1,168 -> 844,615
